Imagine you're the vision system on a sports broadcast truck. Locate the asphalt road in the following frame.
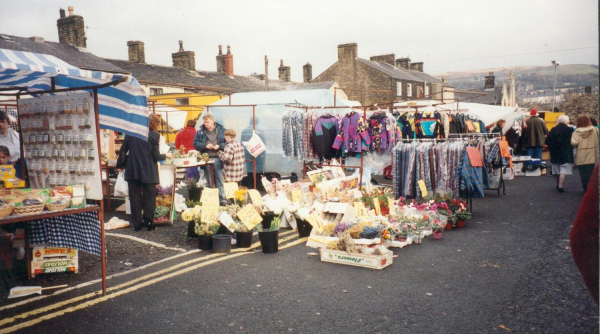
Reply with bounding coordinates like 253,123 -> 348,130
1,169 -> 598,333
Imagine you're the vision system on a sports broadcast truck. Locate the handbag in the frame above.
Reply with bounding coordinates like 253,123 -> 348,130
116,152 -> 128,169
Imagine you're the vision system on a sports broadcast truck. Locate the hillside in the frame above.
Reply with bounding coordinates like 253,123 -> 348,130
436,64 -> 599,90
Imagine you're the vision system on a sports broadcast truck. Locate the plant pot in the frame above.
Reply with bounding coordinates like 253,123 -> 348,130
258,230 -> 279,254
188,188 -> 201,202
433,230 -> 443,240
197,235 -> 213,250
380,207 -> 390,216
212,234 -> 232,253
296,218 -> 313,238
187,221 -> 198,238
445,222 -> 453,230
455,219 -> 465,228
398,236 -> 408,242
261,212 -> 277,230
412,232 -> 423,244
235,231 -> 253,248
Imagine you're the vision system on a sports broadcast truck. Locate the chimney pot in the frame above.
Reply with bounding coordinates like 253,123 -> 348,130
280,59 -> 284,67
59,8 -> 66,18
68,6 -> 74,16
226,45 -> 231,55
218,45 -> 223,55
178,40 -> 184,52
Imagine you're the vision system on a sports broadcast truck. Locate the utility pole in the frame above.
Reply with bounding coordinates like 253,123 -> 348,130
551,60 -> 559,112
265,55 -> 269,91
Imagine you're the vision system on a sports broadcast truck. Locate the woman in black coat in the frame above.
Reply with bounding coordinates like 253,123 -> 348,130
545,115 -> 574,192
118,115 -> 172,231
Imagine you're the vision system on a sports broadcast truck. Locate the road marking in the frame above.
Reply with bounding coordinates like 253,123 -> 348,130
0,237 -> 308,333
0,230 -> 296,312
105,233 -> 187,252
0,231 -> 300,328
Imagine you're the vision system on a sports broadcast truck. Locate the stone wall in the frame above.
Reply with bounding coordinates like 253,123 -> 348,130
560,94 -> 599,120
172,51 -> 195,71
57,15 -> 86,48
127,41 -> 145,63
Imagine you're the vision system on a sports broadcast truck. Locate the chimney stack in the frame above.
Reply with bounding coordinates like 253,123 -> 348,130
216,45 -> 225,72
278,60 -> 291,82
127,41 -> 145,63
224,45 -> 234,77
172,40 -> 195,71
484,72 -> 495,89
303,62 -> 312,83
57,6 -> 87,48
370,54 -> 395,66
337,43 -> 357,63
396,56 -> 411,70
410,62 -> 424,72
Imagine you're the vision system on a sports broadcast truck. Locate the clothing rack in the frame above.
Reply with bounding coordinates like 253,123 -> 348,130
284,104 -> 369,190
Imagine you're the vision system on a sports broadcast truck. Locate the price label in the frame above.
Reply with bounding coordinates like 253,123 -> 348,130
466,147 -> 484,167
368,209 -> 376,216
354,201 -> 367,218
201,204 -> 219,224
387,197 -> 396,216
373,197 -> 381,216
248,189 -> 264,205
201,188 -> 219,206
224,182 -> 238,199
291,189 -> 302,203
418,180 -> 428,198
305,212 -> 324,233
218,211 -> 236,233
237,204 -> 263,230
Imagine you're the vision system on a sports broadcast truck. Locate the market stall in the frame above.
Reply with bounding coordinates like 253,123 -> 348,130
0,48 -> 149,295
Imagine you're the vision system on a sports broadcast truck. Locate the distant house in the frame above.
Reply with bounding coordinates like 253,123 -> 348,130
454,72 -> 517,107
311,43 -> 451,106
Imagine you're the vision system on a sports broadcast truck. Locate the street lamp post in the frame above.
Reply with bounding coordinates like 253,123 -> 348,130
551,60 -> 559,112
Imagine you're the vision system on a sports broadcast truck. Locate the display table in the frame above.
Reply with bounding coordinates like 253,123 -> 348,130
164,160 -> 215,189
0,204 -> 106,294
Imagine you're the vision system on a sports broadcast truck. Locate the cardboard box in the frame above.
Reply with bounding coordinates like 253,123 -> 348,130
319,248 -> 393,270
525,169 -> 542,177
32,247 -> 78,260
31,246 -> 79,277
503,167 -> 514,180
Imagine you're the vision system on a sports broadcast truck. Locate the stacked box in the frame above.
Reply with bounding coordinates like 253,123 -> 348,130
31,247 -> 78,277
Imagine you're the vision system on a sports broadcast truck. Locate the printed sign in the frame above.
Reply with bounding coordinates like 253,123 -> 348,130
237,204 -> 263,230
354,201 -> 367,218
466,147 -> 484,167
387,197 -> 396,216
305,212 -> 324,233
224,182 -> 238,199
372,198 -> 381,216
418,180 -> 428,198
499,141 -> 511,158
248,189 -> 264,205
201,204 -> 219,224
201,188 -> 220,206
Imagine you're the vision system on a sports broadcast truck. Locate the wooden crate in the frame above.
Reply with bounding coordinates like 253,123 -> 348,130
319,248 -> 393,270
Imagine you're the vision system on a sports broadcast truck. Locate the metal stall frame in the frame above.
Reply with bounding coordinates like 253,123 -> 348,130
0,77 -> 127,296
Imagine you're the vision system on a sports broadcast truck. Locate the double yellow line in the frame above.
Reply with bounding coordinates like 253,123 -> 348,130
0,231 -> 306,333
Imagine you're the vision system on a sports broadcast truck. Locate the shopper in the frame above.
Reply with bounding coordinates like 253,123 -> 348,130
118,114 -> 172,231
571,114 -> 599,191
175,119 -> 199,179
0,111 -> 20,160
218,129 -> 245,184
193,113 -> 227,205
522,109 -> 548,160
491,119 -> 505,134
545,115 -> 574,192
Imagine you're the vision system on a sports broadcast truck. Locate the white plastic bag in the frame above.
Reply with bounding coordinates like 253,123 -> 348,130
114,172 -> 129,197
242,131 -> 266,158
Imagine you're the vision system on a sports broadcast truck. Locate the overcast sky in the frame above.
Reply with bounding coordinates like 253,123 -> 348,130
2,0 -> 598,81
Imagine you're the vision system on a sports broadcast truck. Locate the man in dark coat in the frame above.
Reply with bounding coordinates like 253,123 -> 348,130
545,115 -> 574,192
522,109 -> 548,160
193,113 -> 227,205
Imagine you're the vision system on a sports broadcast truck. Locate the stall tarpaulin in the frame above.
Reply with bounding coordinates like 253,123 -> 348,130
0,48 -> 149,140
206,89 -> 351,174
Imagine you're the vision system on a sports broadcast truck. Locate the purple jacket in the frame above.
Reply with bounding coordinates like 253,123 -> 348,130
333,113 -> 371,154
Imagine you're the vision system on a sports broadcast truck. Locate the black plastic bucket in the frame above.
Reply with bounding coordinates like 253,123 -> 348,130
261,212 -> 277,230
296,219 -> 313,238
212,234 -> 232,253
188,188 -> 201,202
235,231 -> 253,248
197,235 -> 213,250
187,221 -> 198,238
258,230 -> 279,254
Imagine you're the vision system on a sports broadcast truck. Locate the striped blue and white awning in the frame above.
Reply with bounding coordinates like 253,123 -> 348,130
0,48 -> 148,140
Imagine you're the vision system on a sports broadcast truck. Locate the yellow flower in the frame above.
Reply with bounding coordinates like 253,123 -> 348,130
182,209 -> 193,222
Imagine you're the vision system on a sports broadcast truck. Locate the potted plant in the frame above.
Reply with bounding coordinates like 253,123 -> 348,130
256,213 -> 281,254
154,184 -> 173,224
452,202 -> 471,228
185,176 -> 201,202
195,220 -> 220,250
431,217 -> 446,240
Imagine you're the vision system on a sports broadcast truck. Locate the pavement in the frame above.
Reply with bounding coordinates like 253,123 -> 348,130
0,168 -> 597,333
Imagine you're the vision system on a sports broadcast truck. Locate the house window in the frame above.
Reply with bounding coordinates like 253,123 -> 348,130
396,83 -> 402,97
149,88 -> 163,96
175,98 -> 190,105
407,83 -> 412,97
425,85 -> 429,97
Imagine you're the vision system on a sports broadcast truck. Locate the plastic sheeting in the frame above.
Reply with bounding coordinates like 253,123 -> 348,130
206,89 -> 351,174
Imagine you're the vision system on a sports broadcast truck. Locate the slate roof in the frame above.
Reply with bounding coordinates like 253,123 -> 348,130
0,33 -> 126,73
408,70 -> 446,85
103,58 -> 297,93
357,58 -> 425,82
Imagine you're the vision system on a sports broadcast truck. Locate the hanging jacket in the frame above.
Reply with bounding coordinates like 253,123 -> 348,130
368,112 -> 391,151
332,112 -> 371,154
311,114 -> 339,158
415,111 -> 441,138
